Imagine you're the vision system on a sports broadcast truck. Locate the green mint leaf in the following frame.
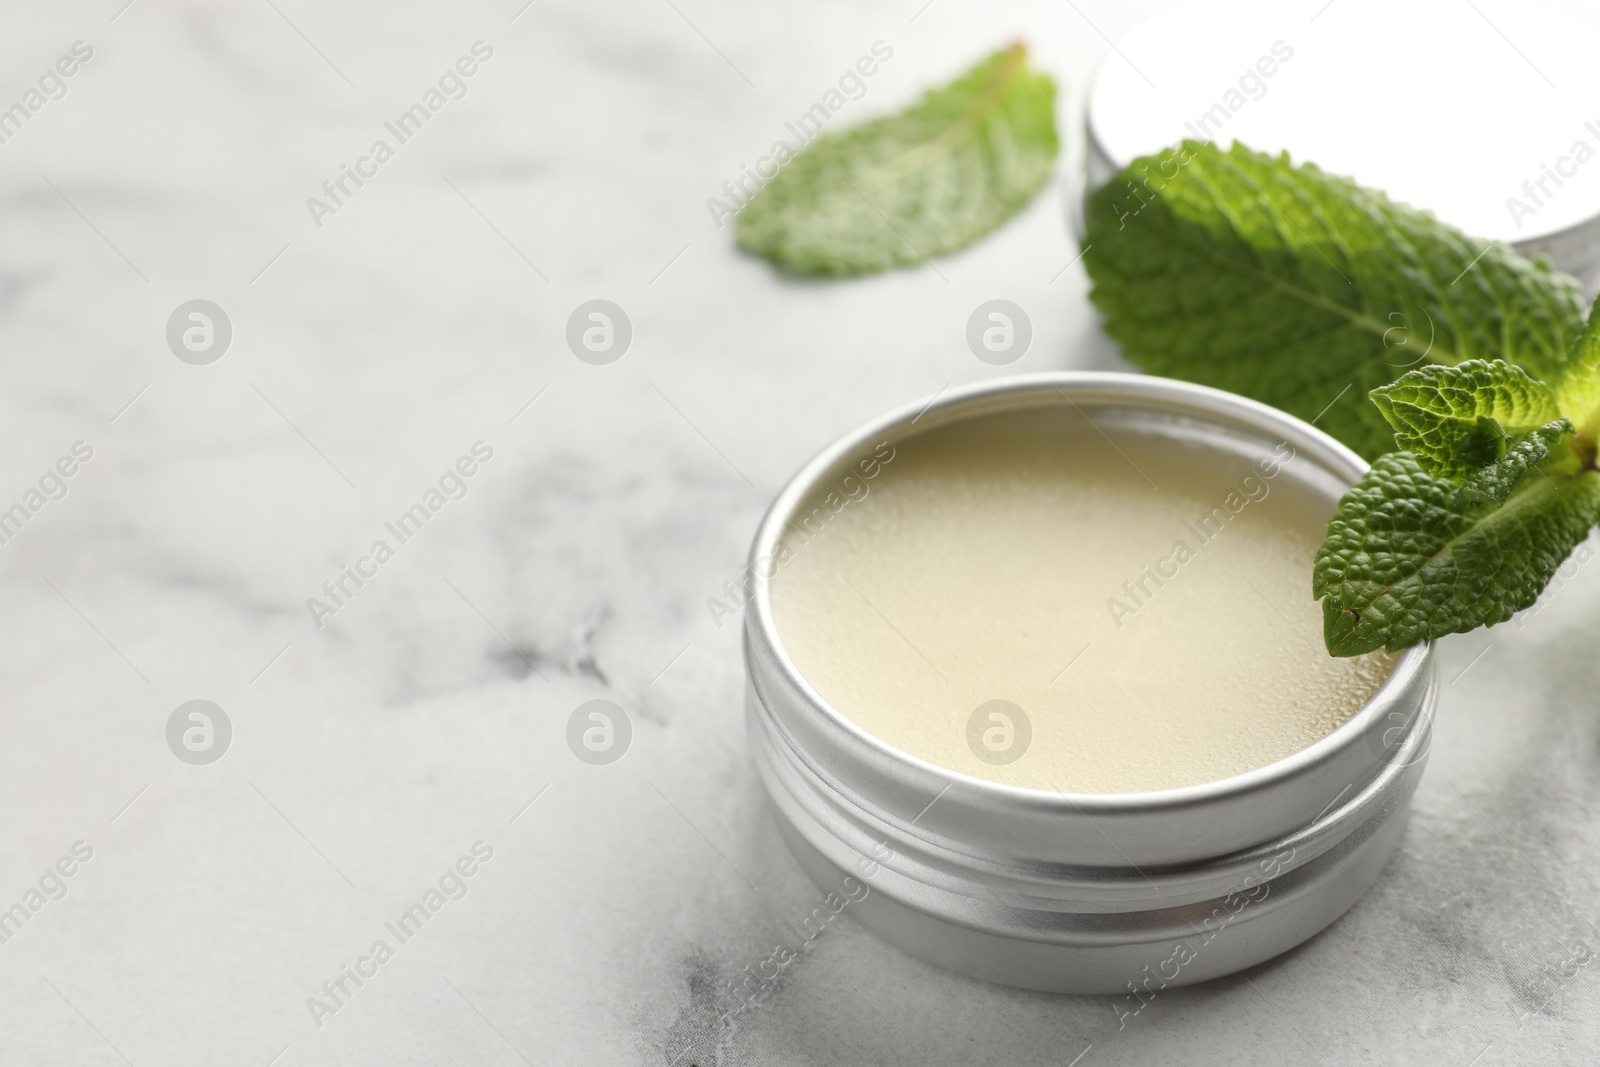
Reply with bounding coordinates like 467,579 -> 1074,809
735,43 -> 1058,276
1370,359 -> 1560,472
1313,452 -> 1600,655
1554,300 -> 1600,440
1084,142 -> 1589,459
1368,359 -> 1573,502
1456,419 -> 1573,505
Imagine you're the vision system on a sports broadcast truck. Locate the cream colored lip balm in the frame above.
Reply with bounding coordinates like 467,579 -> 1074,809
769,406 -> 1394,794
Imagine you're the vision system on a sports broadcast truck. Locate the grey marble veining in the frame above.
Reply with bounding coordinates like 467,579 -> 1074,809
0,0 -> 1597,1063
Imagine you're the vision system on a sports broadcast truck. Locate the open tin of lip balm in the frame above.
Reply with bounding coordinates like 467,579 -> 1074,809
743,373 -> 1436,993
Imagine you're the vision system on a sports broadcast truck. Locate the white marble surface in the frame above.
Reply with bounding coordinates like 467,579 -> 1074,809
2,0 -> 1600,1063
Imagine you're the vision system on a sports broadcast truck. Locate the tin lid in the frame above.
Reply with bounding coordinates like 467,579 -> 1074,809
1083,0 -> 1600,278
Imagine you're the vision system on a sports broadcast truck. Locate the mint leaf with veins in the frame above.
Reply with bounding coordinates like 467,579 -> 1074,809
735,43 -> 1058,276
1554,300 -> 1600,442
1369,359 -> 1572,502
1081,141 -> 1600,653
1313,450 -> 1600,655
1316,356 -> 1600,655
1084,141 -> 1589,460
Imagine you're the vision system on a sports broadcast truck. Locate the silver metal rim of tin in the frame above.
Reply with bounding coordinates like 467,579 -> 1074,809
741,372 -> 1437,992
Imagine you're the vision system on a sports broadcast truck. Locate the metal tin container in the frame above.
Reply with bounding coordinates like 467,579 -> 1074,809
1068,0 -> 1600,292
743,373 -> 1436,994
